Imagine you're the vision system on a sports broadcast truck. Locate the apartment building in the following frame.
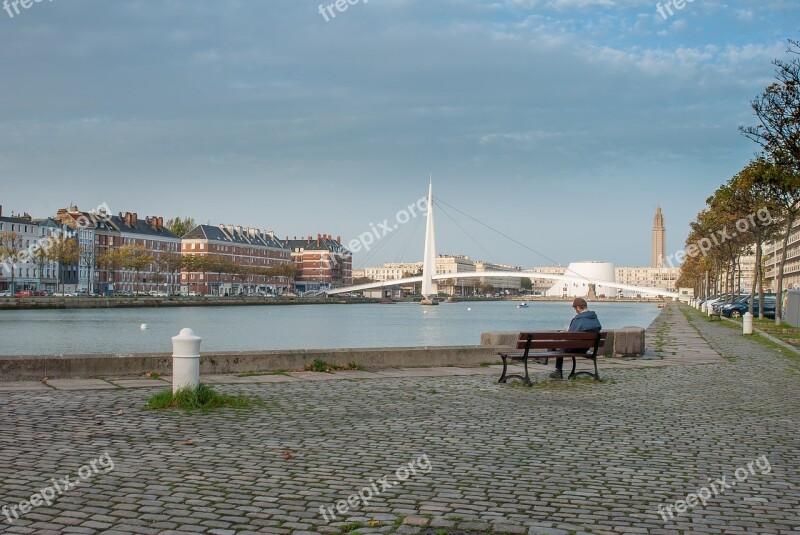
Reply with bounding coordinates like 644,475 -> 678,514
286,234 -> 353,293
181,224 -> 291,296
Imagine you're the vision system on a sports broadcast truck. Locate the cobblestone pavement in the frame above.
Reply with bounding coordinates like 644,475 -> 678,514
1,303 -> 799,535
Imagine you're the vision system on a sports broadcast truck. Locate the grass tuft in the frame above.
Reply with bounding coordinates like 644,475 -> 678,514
303,359 -> 364,373
144,383 -> 264,412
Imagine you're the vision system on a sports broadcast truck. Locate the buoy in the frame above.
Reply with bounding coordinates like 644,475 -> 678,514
423,310 -> 428,314
140,323 -> 148,330
467,307 -> 472,311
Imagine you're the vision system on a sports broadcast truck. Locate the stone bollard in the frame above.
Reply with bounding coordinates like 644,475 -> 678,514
613,327 -> 645,357
743,312 -> 753,335
172,328 -> 201,393
707,301 -> 713,317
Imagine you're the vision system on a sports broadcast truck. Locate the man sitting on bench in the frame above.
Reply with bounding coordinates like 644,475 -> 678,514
549,297 -> 602,379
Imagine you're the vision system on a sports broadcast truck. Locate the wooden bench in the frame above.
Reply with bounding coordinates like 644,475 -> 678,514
497,331 -> 607,386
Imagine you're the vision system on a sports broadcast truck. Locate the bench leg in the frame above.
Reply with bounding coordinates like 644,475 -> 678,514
498,355 -> 533,386
498,355 -> 508,383
523,355 -> 532,387
568,357 -> 601,381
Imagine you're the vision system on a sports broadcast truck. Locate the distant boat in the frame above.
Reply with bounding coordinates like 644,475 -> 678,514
517,303 -> 529,309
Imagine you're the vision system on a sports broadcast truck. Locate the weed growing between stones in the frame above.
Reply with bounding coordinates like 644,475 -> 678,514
304,359 -> 365,373
144,383 -> 264,412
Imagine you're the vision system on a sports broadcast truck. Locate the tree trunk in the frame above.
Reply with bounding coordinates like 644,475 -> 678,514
775,213 -> 795,325
750,235 -> 761,316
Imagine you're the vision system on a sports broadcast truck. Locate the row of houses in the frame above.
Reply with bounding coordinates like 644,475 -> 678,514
0,205 -> 352,295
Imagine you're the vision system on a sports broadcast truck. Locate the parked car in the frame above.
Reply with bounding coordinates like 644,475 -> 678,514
14,290 -> 32,297
0,290 -> 12,297
188,291 -> 202,297
721,293 -> 777,318
712,293 -> 746,314
117,290 -> 133,297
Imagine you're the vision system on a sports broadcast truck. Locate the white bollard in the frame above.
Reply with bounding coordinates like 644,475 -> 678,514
707,302 -> 713,316
172,328 -> 201,393
743,312 -> 753,335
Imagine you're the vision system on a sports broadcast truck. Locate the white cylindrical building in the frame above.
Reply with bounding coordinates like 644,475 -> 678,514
545,261 -> 616,298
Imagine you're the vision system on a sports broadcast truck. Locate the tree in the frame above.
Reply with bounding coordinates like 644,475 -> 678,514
0,231 -> 24,293
119,245 -> 153,294
32,244 -> 49,292
47,236 -> 81,294
353,276 -> 376,285
740,40 -> 800,176
97,249 -> 125,294
740,40 -> 800,323
165,217 -> 197,238
80,243 -> 95,295
728,160 -> 781,317
520,277 -> 532,291
155,248 -> 183,295
750,161 -> 800,324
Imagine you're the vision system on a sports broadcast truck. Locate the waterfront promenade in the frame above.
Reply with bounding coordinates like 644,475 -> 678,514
1,303 -> 799,534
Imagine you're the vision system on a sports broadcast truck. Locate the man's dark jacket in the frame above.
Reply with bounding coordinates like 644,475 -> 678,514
568,310 -> 602,333
564,310 -> 602,354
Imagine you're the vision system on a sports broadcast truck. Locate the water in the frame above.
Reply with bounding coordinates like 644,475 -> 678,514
0,301 -> 661,356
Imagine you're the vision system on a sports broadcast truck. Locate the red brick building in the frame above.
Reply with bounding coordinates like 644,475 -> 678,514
181,224 -> 292,296
286,234 -> 352,294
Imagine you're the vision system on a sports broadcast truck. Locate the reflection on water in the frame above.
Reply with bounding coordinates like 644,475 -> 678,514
0,301 -> 661,356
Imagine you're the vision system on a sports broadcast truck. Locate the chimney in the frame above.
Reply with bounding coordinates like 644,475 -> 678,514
132,213 -> 138,224
158,217 -> 163,229
125,212 -> 132,227
0,205 -> 2,217
336,235 -> 341,243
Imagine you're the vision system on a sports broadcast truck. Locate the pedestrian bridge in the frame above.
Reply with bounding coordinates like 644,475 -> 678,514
327,271 -> 680,299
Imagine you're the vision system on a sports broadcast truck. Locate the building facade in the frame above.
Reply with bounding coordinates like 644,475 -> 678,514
615,266 -> 681,295
0,211 -> 42,292
106,212 -> 181,294
474,261 -> 522,293
182,224 -> 291,296
286,234 -> 353,294
359,262 -> 423,282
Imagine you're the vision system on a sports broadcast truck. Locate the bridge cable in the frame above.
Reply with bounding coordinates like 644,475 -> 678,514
433,200 -> 496,263
432,196 -> 598,286
395,210 -> 424,263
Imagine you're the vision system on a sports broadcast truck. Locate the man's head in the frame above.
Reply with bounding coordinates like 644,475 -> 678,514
572,297 -> 588,313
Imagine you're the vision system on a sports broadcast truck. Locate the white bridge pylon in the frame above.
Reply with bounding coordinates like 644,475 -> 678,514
327,271 -> 681,299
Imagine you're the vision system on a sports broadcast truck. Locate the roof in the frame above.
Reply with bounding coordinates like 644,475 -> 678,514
108,215 -> 180,240
183,224 -> 286,249
286,236 -> 350,254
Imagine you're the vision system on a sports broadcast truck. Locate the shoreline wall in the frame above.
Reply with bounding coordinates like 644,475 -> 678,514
0,345 -> 504,381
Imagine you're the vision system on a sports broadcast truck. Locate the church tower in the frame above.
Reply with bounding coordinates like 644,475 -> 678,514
652,206 -> 666,268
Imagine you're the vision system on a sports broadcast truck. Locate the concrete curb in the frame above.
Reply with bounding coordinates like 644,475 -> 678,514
0,345 -> 505,381
719,316 -> 800,356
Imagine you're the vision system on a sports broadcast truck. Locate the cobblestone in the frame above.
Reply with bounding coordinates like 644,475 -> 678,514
0,303 -> 798,534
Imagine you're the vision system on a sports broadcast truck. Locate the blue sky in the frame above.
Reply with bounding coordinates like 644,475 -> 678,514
0,0 -> 797,269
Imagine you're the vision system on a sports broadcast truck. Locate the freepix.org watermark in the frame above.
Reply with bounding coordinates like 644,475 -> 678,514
346,195 -> 428,254
664,207 -> 773,268
3,0 -> 53,19
655,454 -> 772,522
319,454 -> 432,522
0,202 -> 111,276
318,0 -> 367,23
655,0 -> 698,21
2,452 -> 115,524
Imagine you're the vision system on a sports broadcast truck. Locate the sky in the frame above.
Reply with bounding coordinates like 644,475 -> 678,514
0,0 -> 797,270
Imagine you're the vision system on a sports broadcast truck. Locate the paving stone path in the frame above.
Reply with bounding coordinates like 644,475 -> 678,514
1,303 -> 798,534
